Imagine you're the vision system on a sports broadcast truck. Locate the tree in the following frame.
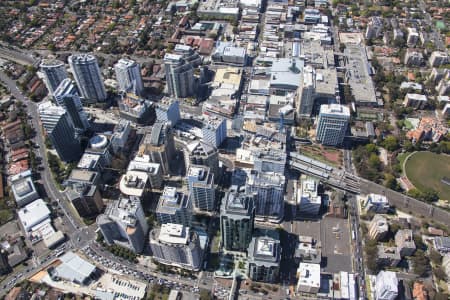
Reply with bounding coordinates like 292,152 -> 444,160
430,250 -> 442,265
384,174 -> 401,191
411,249 -> 430,277
434,267 -> 447,281
382,135 -> 399,152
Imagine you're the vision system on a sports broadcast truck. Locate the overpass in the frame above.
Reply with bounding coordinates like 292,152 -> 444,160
288,152 -> 360,193
287,152 -> 450,228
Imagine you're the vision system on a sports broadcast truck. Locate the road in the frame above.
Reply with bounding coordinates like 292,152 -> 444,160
0,67 -> 213,297
343,149 -> 367,300
0,70 -> 96,293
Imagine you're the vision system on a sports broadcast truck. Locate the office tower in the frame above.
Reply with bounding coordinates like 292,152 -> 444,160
156,187 -> 192,226
184,141 -> 220,179
0,250 -> 10,275
155,99 -> 181,126
202,116 -> 227,148
164,54 -> 195,98
54,79 -> 90,133
114,58 -> 143,96
68,54 -> 107,103
220,186 -> 255,251
187,165 -> 215,212
40,59 -> 68,95
66,184 -> 103,218
252,148 -> 286,174
375,271 -> 398,300
247,231 -> 281,283
128,155 -> 163,189
97,197 -> 148,253
110,120 -> 131,153
369,215 -> 389,241
39,101 -> 81,162
298,65 -> 316,117
10,170 -> 39,207
246,171 -> 285,223
298,175 -> 321,216
119,170 -> 150,202
139,122 -> 175,176
149,223 -> 202,271
315,104 -> 350,146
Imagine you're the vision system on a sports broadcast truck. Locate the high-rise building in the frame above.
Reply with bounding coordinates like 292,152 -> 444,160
139,122 -> 175,175
97,197 -> 148,253
315,104 -> 350,146
149,223 -> 202,271
39,101 -> 81,162
202,116 -> 227,148
156,187 -> 192,226
184,141 -> 220,179
164,54 -> 195,98
68,54 -> 107,103
40,59 -> 68,95
246,171 -> 285,223
220,186 -> 255,251
114,58 -> 144,96
407,27 -> 419,47
298,65 -> 316,117
155,98 -> 181,126
365,16 -> 383,40
298,175 -> 321,216
187,165 -> 215,212
127,155 -> 163,189
54,79 -> 90,133
429,51 -> 449,67
375,271 -> 398,300
247,231 -> 281,283
66,184 -> 103,218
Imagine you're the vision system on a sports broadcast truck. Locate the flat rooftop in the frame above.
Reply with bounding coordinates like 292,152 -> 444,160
158,223 -> 189,245
297,263 -> 321,289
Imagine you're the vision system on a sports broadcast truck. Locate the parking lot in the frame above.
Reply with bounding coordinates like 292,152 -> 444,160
288,217 -> 352,274
320,217 -> 352,273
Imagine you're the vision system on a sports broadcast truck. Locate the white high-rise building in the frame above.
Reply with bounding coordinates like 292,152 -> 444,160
315,104 -> 350,146
114,58 -> 144,96
40,59 -> 68,95
149,223 -> 202,271
68,54 -> 107,103
96,197 -> 148,253
375,271 -> 398,300
187,165 -> 215,212
407,27 -> 419,47
164,54 -> 195,98
202,116 -> 227,148
298,175 -> 321,216
246,171 -> 285,223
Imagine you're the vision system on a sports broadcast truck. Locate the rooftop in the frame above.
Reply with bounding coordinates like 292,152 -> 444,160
297,263 -> 321,288
158,223 -> 189,245
119,170 -> 149,197
55,251 -> 96,284
319,104 -> 350,116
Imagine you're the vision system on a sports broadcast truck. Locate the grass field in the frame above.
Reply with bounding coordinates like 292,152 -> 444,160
404,152 -> 450,200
